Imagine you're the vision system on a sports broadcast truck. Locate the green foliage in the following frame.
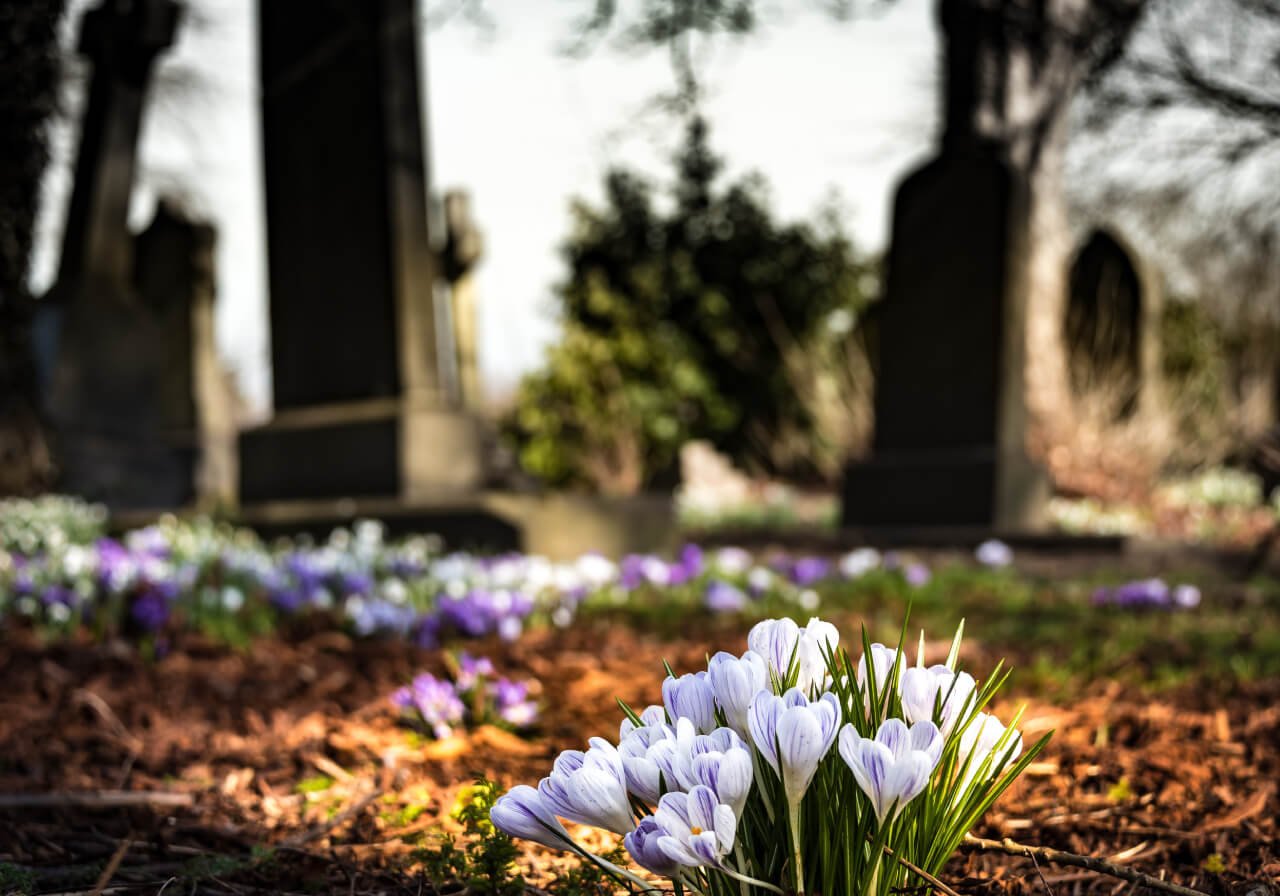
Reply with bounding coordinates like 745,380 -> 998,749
0,861 -> 36,896
416,780 -> 525,896
508,117 -> 876,492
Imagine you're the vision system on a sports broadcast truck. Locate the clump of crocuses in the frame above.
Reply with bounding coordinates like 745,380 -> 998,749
490,616 -> 1044,895
392,652 -> 539,739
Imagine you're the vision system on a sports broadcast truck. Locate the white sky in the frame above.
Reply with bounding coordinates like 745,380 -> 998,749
31,0 -> 939,414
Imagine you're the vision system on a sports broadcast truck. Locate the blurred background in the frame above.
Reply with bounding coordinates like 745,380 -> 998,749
2,0 -> 1279,552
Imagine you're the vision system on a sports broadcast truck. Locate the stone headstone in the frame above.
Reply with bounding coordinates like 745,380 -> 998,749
442,189 -> 484,410
841,0 -> 1049,530
240,0 -> 486,504
41,0 -> 196,510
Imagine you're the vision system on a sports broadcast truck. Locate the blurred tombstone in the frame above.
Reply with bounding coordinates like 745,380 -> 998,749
133,200 -> 239,508
1065,230 -> 1162,421
841,0 -> 1049,530
40,0 -> 201,509
240,0 -> 487,504
442,189 -> 484,410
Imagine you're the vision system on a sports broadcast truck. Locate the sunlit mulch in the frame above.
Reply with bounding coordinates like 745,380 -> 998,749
0,619 -> 1276,895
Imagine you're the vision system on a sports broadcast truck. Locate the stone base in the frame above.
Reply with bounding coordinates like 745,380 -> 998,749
841,448 -> 1048,530
239,399 -> 487,503
235,491 -> 676,560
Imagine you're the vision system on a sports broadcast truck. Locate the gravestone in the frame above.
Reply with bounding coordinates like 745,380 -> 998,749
841,0 -> 1048,529
442,189 -> 484,410
240,0 -> 486,503
41,0 -> 200,509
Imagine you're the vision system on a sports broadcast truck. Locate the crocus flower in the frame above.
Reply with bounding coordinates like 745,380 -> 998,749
538,738 -> 635,834
625,816 -> 684,877
707,650 -> 769,736
663,671 -> 717,734
619,704 -> 668,740
704,580 -> 748,613
490,784 -> 576,851
456,652 -> 496,691
857,643 -> 905,710
904,562 -> 931,587
975,539 -> 1013,568
651,785 -> 737,870
839,547 -> 881,579
748,616 -> 840,694
955,712 -> 1023,791
838,718 -> 943,824
900,665 -> 977,737
748,688 -> 841,806
1173,584 -> 1201,608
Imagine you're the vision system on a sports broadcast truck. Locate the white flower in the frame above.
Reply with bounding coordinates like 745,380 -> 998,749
490,785 -> 576,851
748,616 -> 840,694
956,712 -> 1023,791
900,665 -> 976,737
856,643 -> 905,709
652,785 -> 737,869
839,547 -> 881,579
748,688 -> 841,806
538,738 -> 635,834
663,671 -> 717,733
707,651 -> 768,736
975,539 -> 1013,568
838,718 -> 943,824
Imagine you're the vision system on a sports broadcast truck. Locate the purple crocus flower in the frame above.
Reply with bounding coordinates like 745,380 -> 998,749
904,562 -> 931,587
789,556 -> 831,588
130,589 -> 171,631
704,580 -> 748,613
456,652 -> 496,691
393,673 -> 466,739
491,677 -> 539,728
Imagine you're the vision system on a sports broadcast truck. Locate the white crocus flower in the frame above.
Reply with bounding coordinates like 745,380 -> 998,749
748,616 -> 840,694
856,643 -> 905,710
707,650 -> 769,736
900,665 -> 977,737
955,712 -> 1023,792
838,718 -> 943,824
663,671 -> 717,733
538,738 -> 635,834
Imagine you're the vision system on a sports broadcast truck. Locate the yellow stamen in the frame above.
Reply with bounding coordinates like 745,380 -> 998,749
690,826 -> 703,835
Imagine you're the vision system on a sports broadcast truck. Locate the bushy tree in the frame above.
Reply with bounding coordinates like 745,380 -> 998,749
507,118 -> 875,493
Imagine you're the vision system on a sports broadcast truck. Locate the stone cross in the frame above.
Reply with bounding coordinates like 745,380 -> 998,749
54,0 -> 180,300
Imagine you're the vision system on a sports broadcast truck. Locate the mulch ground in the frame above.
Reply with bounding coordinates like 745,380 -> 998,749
0,617 -> 1276,896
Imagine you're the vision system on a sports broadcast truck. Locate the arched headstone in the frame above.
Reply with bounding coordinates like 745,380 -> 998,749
1065,230 -> 1145,419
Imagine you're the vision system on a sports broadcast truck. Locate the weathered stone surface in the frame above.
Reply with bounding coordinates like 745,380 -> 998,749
241,0 -> 486,503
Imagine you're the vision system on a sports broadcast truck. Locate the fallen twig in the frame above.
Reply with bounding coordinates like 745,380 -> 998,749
282,787 -> 383,848
0,791 -> 194,810
963,834 -> 1210,896
89,837 -> 132,896
883,843 -> 963,896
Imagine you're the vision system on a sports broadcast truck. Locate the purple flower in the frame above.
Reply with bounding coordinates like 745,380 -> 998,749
704,580 -> 747,613
130,589 -> 170,631
491,677 -> 539,728
668,544 -> 704,586
457,652 -> 496,691
394,673 -> 466,739
904,562 -> 931,587
789,556 -> 830,587
975,539 -> 1013,568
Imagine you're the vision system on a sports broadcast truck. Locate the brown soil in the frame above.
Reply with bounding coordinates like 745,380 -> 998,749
0,620 -> 1276,895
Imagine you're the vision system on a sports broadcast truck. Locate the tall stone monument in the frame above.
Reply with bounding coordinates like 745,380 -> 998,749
41,0 -> 200,509
240,0 -> 485,503
841,0 -> 1048,530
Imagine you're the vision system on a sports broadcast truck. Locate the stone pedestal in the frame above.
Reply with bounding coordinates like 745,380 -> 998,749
842,150 -> 1048,529
240,0 -> 485,504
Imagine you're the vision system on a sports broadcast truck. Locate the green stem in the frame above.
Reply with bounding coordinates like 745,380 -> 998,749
718,860 -> 787,895
788,799 -> 805,896
732,844 -> 751,896
865,853 -> 882,896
